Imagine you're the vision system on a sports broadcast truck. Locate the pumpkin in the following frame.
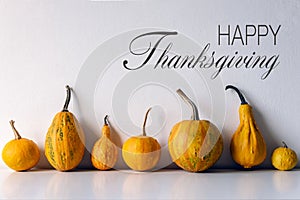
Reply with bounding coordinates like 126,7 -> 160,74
2,120 -> 40,171
271,141 -> 298,171
226,85 -> 267,168
122,108 -> 161,171
44,85 -> 85,171
91,115 -> 118,170
168,89 -> 223,172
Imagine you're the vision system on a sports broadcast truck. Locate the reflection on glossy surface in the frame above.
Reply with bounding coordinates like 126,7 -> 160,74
92,170 -> 128,199
235,171 -> 269,199
273,170 -> 299,193
0,169 -> 300,199
1,170 -> 52,199
170,170 -> 233,199
170,171 -> 207,199
46,170 -> 94,199
122,171 -> 170,199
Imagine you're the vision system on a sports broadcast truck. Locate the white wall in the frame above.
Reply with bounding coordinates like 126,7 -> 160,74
0,0 -> 299,169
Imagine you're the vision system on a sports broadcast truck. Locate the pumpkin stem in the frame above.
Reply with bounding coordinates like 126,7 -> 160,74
225,85 -> 248,105
142,108 -> 152,136
176,89 -> 199,120
282,141 -> 288,148
104,115 -> 109,126
9,120 -> 22,140
62,85 -> 71,112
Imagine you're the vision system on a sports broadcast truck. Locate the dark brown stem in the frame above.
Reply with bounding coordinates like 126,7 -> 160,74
142,108 -> 152,136
176,89 -> 199,120
282,141 -> 288,148
104,115 -> 109,126
62,85 -> 71,112
225,85 -> 248,105
9,120 -> 21,140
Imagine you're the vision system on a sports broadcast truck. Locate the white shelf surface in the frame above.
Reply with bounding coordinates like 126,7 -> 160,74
0,168 -> 299,199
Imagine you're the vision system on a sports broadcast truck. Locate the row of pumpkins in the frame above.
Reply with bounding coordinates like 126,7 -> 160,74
2,85 -> 298,172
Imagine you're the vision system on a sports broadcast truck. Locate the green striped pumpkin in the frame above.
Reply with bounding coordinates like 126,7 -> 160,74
168,89 -> 223,172
168,120 -> 223,172
44,86 -> 85,171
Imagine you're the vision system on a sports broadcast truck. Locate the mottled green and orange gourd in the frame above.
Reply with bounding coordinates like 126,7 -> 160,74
168,89 -> 223,172
45,85 -> 85,171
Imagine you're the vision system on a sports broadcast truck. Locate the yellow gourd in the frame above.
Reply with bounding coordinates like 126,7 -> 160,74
2,120 -> 40,171
271,141 -> 298,171
91,115 -> 118,170
168,89 -> 223,172
44,85 -> 85,171
226,85 -> 267,168
122,108 -> 161,171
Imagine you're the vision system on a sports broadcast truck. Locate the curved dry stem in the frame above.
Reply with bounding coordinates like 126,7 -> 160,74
9,120 -> 21,140
62,85 -> 71,112
142,108 -> 152,136
176,89 -> 199,120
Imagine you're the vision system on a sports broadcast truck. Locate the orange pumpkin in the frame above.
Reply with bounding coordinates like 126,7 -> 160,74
44,85 -> 85,171
2,120 -> 40,171
91,115 -> 118,170
122,108 -> 161,171
271,141 -> 298,171
168,89 -> 223,172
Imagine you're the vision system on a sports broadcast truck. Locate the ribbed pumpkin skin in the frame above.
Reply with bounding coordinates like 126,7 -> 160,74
45,112 -> 85,171
122,136 -> 161,171
91,125 -> 118,170
230,104 -> 266,168
168,120 -> 223,172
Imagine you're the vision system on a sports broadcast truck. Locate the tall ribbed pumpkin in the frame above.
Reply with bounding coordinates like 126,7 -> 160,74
226,85 -> 266,168
45,85 -> 85,171
168,89 -> 223,172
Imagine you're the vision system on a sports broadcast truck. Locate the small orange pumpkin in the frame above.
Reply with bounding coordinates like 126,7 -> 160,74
2,120 -> 40,171
122,108 -> 161,171
91,115 -> 118,170
271,141 -> 298,171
